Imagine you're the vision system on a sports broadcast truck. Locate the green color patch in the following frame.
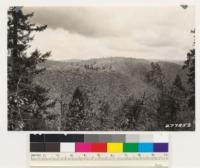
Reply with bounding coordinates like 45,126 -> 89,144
123,143 -> 138,152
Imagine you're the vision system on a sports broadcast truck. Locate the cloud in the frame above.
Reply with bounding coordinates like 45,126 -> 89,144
25,6 -> 195,61
24,6 -> 195,37
29,28 -> 193,61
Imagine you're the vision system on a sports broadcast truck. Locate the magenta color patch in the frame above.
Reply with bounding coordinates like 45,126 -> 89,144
75,143 -> 92,152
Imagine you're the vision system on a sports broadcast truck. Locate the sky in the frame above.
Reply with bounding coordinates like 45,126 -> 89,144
24,6 -> 195,61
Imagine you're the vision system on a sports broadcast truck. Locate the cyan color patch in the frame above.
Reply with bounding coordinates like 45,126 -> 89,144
138,143 -> 153,152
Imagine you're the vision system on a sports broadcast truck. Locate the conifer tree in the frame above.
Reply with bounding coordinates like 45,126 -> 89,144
146,63 -> 179,129
183,30 -> 195,109
65,87 -> 89,130
173,74 -> 184,91
8,7 -> 55,130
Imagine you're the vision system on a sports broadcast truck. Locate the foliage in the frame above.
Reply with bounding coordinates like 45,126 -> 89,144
183,33 -> 195,110
65,87 -> 92,130
8,7 -> 55,130
145,62 -> 165,89
96,100 -> 113,130
173,74 -> 185,92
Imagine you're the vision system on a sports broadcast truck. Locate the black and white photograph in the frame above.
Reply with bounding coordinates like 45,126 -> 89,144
8,5 -> 195,131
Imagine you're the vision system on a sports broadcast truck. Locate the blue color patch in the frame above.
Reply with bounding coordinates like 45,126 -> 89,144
138,143 -> 153,152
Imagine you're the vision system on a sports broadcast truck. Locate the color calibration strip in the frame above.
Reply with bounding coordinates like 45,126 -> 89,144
30,134 -> 169,168
30,134 -> 168,153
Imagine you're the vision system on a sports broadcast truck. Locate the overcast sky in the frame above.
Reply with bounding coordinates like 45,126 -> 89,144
24,6 -> 195,61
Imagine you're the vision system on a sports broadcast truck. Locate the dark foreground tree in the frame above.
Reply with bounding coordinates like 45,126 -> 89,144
182,30 -> 195,130
65,87 -> 91,130
8,7 -> 55,130
183,30 -> 195,110
146,63 -> 187,130
173,74 -> 185,92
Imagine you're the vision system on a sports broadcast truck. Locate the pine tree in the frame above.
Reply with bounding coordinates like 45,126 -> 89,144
65,87 -> 89,130
146,63 -> 180,130
183,30 -> 195,110
173,74 -> 184,91
8,7 -> 55,130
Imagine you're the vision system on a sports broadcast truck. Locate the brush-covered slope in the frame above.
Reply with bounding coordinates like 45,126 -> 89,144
35,57 -> 183,117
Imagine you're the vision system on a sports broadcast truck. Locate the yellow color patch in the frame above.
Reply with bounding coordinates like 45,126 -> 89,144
107,143 -> 123,153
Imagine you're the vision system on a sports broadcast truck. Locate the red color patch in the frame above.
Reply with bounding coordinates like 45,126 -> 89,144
91,143 -> 107,152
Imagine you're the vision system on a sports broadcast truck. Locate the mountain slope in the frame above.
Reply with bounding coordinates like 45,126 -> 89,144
35,57 -> 183,117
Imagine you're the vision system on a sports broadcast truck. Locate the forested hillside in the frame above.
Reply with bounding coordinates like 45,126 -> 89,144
32,57 -> 193,131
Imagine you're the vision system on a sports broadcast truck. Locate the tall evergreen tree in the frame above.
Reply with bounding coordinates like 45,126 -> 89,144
173,74 -> 185,91
146,63 -> 181,130
65,87 -> 89,130
183,30 -> 195,109
8,7 -> 55,130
